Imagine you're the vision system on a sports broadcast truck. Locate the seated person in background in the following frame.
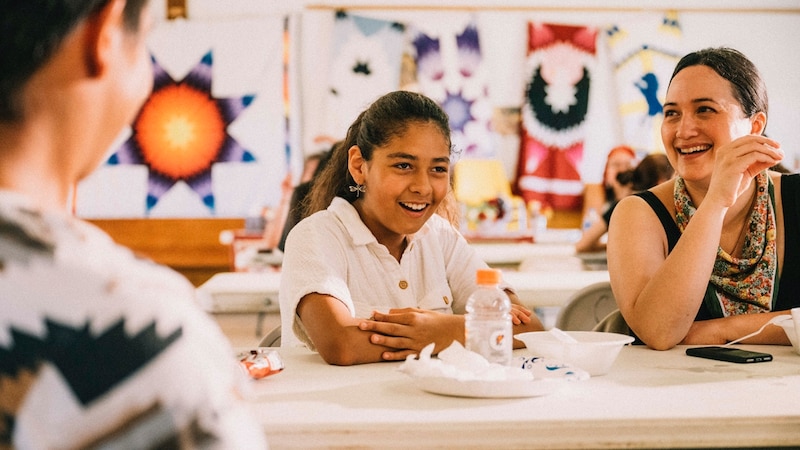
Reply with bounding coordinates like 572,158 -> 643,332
607,47 -> 799,350
770,162 -> 794,174
603,145 -> 638,205
582,145 -> 638,218
277,144 -> 334,252
0,1 -> 266,448
575,153 -> 674,253
279,90 -> 543,365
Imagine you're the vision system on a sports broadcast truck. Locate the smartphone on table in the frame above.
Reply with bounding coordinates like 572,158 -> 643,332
685,346 -> 773,364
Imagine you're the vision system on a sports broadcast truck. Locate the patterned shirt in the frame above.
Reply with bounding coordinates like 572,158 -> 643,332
0,191 -> 267,449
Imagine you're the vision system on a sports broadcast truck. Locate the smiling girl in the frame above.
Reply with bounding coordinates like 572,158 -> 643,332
279,91 -> 542,365
607,47 -> 800,350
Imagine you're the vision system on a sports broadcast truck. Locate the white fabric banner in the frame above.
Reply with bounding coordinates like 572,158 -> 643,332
76,16 -> 287,218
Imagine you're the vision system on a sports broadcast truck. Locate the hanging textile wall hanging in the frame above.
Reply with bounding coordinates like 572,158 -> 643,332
76,16 -> 288,218
323,11 -> 405,140
409,16 -> 494,158
606,11 -> 683,155
516,22 -> 598,211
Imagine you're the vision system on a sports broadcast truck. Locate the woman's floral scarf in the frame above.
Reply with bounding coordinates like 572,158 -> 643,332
674,171 -> 777,315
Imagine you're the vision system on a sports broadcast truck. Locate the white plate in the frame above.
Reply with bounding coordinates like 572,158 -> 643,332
414,376 -> 565,398
400,342 -> 588,398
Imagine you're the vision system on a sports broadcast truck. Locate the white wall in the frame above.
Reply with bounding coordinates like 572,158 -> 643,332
163,0 -> 800,172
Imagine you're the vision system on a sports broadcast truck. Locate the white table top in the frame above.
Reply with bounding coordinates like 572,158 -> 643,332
501,270 -> 609,307
198,228 -> 606,312
197,263 -> 608,313
471,241 -> 571,266
197,271 -> 282,313
246,345 -> 800,449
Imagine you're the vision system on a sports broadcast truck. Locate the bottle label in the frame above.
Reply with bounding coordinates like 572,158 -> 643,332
489,329 -> 507,351
465,319 -> 512,366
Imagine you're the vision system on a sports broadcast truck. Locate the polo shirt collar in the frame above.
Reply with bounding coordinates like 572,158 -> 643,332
328,196 -> 431,247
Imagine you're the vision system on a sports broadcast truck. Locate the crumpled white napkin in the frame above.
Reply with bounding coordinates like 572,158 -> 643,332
398,341 -> 534,381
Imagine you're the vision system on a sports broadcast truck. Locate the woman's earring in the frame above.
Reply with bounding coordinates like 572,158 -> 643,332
348,184 -> 367,197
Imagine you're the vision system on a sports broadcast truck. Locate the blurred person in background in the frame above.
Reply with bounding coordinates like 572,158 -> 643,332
575,153 -> 674,253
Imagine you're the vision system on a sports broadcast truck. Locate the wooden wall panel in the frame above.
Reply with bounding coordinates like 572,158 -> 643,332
88,218 -> 245,286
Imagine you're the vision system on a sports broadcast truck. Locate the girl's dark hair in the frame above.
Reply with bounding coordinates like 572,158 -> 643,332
303,90 -> 454,219
669,47 -> 768,133
1,0 -> 149,121
616,153 -> 674,192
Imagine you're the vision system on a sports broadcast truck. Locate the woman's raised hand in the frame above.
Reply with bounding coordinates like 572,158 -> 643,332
708,134 -> 782,207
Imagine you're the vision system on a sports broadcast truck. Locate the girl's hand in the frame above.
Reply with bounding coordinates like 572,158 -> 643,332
359,308 -> 465,361
510,303 -> 533,325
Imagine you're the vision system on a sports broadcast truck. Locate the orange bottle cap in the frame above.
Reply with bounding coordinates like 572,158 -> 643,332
476,268 -> 502,285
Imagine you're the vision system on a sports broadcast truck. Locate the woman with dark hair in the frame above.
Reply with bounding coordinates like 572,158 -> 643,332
275,144 -> 335,253
279,90 -> 542,365
575,153 -> 674,253
602,145 -> 638,204
618,153 -> 675,193
608,47 -> 800,350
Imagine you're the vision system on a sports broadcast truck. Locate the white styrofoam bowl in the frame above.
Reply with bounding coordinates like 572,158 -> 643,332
515,331 -> 634,376
777,308 -> 800,356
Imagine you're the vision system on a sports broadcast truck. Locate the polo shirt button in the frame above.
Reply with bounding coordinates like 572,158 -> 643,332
399,280 -> 408,289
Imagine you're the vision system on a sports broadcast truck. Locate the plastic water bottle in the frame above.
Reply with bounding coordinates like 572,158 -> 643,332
465,268 -> 512,366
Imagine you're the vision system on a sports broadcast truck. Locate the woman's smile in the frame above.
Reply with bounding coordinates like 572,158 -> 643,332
677,144 -> 712,155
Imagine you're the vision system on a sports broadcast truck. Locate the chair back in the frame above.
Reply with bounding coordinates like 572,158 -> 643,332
592,309 -> 631,335
555,281 -> 617,331
258,325 -> 282,347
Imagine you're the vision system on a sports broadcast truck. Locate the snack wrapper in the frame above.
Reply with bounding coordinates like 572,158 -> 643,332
238,348 -> 284,379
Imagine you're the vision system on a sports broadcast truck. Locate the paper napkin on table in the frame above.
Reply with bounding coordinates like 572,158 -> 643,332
398,341 -> 590,382
398,342 -> 533,381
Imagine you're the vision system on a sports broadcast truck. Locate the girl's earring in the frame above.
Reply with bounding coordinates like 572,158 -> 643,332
348,184 -> 367,198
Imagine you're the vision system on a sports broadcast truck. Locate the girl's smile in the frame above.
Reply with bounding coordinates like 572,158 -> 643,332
349,121 -> 451,253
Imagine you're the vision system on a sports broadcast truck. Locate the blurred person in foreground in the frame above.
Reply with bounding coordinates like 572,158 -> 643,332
0,1 -> 267,448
